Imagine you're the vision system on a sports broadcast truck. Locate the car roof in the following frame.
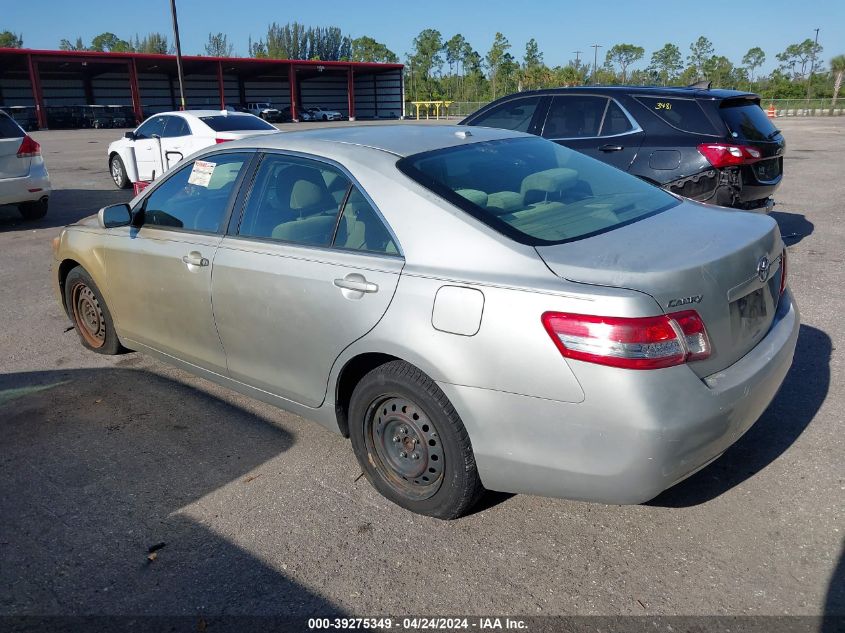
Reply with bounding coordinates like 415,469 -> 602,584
494,85 -> 757,101
233,124 -> 526,157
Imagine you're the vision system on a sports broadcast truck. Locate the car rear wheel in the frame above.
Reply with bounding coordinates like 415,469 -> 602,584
18,198 -> 48,221
349,360 -> 484,519
64,266 -> 124,355
109,154 -> 130,189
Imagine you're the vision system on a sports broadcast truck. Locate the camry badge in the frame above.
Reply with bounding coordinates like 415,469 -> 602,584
757,256 -> 771,282
668,295 -> 702,308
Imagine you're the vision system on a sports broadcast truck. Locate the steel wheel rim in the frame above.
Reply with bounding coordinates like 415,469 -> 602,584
111,159 -> 121,185
71,282 -> 106,348
364,396 -> 444,501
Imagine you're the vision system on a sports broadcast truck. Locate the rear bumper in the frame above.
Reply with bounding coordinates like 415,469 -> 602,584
0,160 -> 51,206
438,289 -> 799,504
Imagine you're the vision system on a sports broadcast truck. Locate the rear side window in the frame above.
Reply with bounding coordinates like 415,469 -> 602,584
542,96 -> 607,138
397,137 -> 678,246
719,102 -> 779,142
634,96 -> 717,135
601,100 -> 634,136
467,97 -> 541,133
333,187 -> 398,255
0,113 -> 25,139
199,114 -> 276,132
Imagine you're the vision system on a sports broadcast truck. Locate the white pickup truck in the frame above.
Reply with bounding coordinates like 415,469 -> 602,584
246,102 -> 282,122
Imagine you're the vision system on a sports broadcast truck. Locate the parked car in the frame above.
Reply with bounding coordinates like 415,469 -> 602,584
0,110 -> 50,220
246,102 -> 282,122
1,106 -> 38,131
55,125 -> 798,519
106,110 -> 280,188
303,107 -> 344,121
461,86 -> 784,210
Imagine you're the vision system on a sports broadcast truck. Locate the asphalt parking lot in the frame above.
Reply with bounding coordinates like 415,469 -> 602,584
0,118 -> 842,621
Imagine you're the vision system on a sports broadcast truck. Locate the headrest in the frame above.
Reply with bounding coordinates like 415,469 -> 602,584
520,168 -> 578,196
290,179 -> 325,210
486,191 -> 524,215
455,189 -> 489,207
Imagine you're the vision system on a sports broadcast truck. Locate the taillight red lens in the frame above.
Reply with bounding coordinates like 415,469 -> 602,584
779,248 -> 787,296
542,311 -> 711,370
17,135 -> 41,158
215,137 -> 230,144
697,143 -> 761,168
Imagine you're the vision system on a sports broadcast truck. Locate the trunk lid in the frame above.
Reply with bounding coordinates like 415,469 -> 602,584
535,201 -> 784,377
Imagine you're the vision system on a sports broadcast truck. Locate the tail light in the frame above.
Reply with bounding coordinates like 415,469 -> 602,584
697,143 -> 761,168
542,310 -> 711,370
779,248 -> 787,296
17,135 -> 41,158
215,137 -> 230,144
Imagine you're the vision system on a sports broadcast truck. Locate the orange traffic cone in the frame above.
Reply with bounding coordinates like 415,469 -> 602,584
767,103 -> 776,118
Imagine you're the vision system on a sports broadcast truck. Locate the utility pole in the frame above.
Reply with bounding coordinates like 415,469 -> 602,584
806,28 -> 820,103
590,44 -> 602,85
169,0 -> 187,111
573,50 -> 583,71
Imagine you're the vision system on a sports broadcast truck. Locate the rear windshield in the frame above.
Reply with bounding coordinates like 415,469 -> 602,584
198,114 -> 276,132
0,113 -> 24,139
397,137 -> 679,246
720,102 -> 780,142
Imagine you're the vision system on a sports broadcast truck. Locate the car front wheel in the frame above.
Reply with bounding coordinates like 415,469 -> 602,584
349,360 -> 484,519
64,266 -> 124,355
109,154 -> 130,189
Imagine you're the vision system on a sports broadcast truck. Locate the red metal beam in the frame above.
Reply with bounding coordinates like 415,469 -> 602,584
289,63 -> 299,122
127,59 -> 143,124
217,61 -> 225,109
27,54 -> 46,129
347,66 -> 356,121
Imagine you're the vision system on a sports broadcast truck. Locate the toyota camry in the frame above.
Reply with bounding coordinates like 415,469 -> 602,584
52,125 -> 799,519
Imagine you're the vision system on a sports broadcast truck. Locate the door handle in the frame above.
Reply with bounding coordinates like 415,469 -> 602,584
334,277 -> 378,293
182,252 -> 209,267
599,144 -> 624,152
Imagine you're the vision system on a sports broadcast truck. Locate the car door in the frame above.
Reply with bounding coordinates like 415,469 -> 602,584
211,152 -> 404,408
160,115 -> 191,171
540,95 -> 644,171
102,151 -> 253,372
132,115 -> 168,181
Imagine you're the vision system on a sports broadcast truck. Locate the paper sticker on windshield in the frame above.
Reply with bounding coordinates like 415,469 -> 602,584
188,160 -> 216,187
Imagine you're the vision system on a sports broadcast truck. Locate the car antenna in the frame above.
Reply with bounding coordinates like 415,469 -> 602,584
687,80 -> 712,90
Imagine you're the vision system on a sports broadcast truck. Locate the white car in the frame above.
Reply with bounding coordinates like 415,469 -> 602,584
302,107 -> 343,121
0,110 -> 50,220
107,110 -> 279,188
245,102 -> 282,121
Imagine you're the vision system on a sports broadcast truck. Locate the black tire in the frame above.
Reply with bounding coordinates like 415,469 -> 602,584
18,198 -> 48,221
64,266 -> 124,355
321,115 -> 328,121
109,154 -> 130,189
349,360 -> 484,519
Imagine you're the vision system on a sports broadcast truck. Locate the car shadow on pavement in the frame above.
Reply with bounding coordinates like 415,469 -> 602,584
823,544 -> 845,629
0,367 -> 345,622
649,324 -> 831,508
771,210 -> 814,245
0,188 -> 133,232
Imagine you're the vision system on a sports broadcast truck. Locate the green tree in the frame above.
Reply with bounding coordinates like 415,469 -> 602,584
521,38 -> 546,90
444,34 -> 467,97
485,32 -> 511,99
0,31 -> 23,48
136,33 -> 170,54
552,64 -> 584,87
204,32 -> 234,57
351,36 -> 398,63
59,37 -> 87,51
248,35 -> 268,58
410,29 -> 443,81
91,32 -> 132,53
742,47 -> 766,83
605,43 -> 644,83
687,36 -> 714,79
831,54 -> 845,108
776,39 -> 823,79
703,55 -> 733,87
648,43 -> 683,85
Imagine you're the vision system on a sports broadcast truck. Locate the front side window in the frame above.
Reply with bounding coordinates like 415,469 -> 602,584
135,116 -> 167,139
542,95 -> 607,139
468,97 -> 541,133
397,137 -> 678,246
238,154 -> 347,246
141,153 -> 249,233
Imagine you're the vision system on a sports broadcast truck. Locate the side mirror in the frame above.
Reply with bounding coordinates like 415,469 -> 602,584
124,131 -> 136,140
98,203 -> 132,229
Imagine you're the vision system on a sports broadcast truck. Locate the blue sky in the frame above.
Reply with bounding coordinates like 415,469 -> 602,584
5,0 -> 844,73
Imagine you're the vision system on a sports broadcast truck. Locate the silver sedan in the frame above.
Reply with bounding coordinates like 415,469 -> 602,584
52,125 -> 799,518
